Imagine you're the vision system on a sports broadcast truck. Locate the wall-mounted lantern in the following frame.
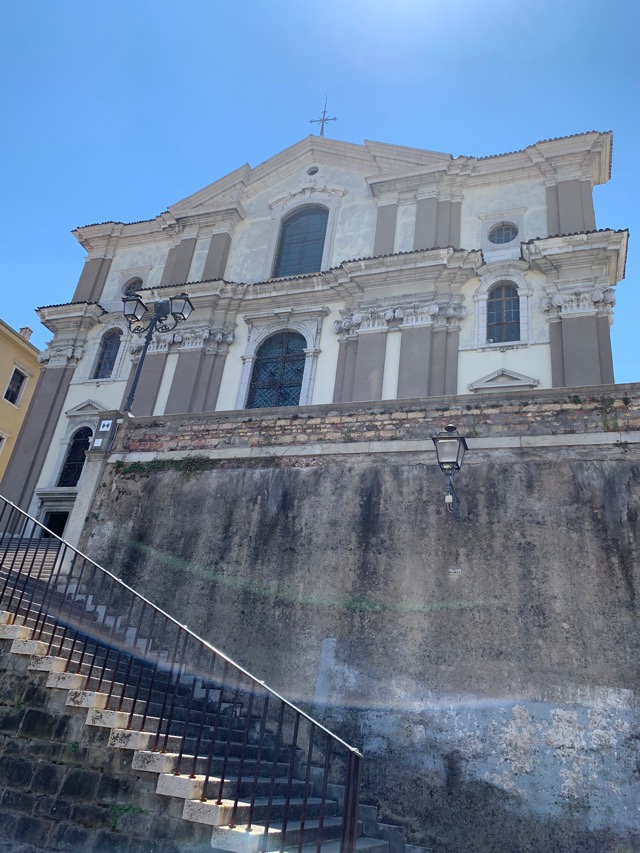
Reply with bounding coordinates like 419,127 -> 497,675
432,424 -> 468,514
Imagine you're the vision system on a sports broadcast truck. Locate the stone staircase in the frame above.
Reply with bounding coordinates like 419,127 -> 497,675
0,502 -> 423,852
0,616 -> 382,851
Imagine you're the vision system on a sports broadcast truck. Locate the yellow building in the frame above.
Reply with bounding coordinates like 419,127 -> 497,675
0,320 -> 40,482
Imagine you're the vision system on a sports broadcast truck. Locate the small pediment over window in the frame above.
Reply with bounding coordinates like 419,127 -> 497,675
64,399 -> 107,418
468,369 -> 539,392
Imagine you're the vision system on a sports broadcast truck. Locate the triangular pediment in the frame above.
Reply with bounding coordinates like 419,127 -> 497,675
64,399 -> 108,418
168,164 -> 251,218
363,139 -> 451,173
468,369 -> 539,392
168,136 -> 453,218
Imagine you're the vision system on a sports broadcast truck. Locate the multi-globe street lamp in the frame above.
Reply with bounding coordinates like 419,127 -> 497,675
122,293 -> 194,414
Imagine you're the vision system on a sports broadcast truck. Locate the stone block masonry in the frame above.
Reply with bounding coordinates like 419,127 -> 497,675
0,647 -> 213,851
116,383 -> 640,458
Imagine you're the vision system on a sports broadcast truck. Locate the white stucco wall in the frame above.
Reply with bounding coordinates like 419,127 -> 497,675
224,164 -> 377,283
100,241 -> 173,304
460,179 -> 548,249
457,344 -> 553,395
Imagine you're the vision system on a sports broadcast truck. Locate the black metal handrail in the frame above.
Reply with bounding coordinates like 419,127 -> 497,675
0,495 -> 362,851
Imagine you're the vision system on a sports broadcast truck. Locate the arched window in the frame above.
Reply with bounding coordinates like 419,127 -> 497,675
93,330 -> 122,379
273,206 -> 329,278
57,427 -> 92,487
487,283 -> 520,343
123,277 -> 143,297
246,332 -> 307,409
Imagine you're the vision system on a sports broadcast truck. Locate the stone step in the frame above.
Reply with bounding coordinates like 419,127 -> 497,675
13,639 -> 231,715
175,793 -> 337,826
0,622 -> 31,640
154,769 -> 313,803
207,816 -> 346,852
0,593 -> 395,853
295,839 -> 390,853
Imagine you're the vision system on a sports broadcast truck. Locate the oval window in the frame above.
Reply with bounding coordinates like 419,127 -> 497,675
488,223 -> 518,245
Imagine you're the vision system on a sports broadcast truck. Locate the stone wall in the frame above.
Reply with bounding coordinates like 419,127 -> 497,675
0,646 -> 212,851
77,384 -> 640,851
118,383 -> 640,456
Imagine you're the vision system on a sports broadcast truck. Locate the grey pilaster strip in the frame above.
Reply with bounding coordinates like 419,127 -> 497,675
373,204 -> 397,256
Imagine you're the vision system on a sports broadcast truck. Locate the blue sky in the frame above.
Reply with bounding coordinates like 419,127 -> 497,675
1,0 -> 638,381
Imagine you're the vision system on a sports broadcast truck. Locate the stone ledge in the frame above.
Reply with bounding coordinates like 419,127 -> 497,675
110,429 -> 640,466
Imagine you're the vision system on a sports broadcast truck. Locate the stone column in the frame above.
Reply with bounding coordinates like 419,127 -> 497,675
235,354 -> 256,409
397,326 -> 432,399
159,238 -> 198,288
120,338 -> 170,417
333,336 -> 359,403
352,332 -> 387,402
414,196 -> 462,251
429,327 -> 448,396
373,203 -> 398,256
202,233 -> 232,281
164,327 -> 235,415
414,197 -> 438,251
72,257 -> 113,302
548,318 -> 565,387
546,180 -> 596,236
543,287 -> 616,387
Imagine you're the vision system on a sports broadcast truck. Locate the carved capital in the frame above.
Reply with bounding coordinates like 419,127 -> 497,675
543,285 -> 615,317
336,297 -> 465,335
39,344 -> 84,368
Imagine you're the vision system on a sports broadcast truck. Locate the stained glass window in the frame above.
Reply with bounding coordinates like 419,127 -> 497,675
487,283 -> 520,343
93,330 -> 122,379
274,206 -> 328,278
57,427 -> 92,487
246,332 -> 306,409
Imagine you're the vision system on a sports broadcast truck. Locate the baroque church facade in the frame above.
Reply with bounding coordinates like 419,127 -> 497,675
0,131 -> 628,534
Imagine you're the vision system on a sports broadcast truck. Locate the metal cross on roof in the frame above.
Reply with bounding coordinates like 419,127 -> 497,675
310,96 -> 337,138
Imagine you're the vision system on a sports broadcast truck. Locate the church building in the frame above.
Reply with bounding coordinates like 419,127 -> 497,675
0,131 -> 627,535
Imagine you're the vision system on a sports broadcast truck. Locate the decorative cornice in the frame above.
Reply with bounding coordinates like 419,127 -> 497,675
522,230 -> 628,286
37,303 -> 107,368
178,206 -> 246,234
72,223 -> 124,258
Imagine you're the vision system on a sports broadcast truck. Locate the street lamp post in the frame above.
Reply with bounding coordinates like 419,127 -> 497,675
122,293 -> 194,414
432,424 -> 468,515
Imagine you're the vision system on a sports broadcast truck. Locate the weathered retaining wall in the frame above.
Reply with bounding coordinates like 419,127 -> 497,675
79,384 -> 640,851
120,384 -> 640,454
0,646 -> 212,851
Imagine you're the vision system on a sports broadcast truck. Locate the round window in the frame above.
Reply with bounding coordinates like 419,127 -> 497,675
488,223 -> 518,245
306,166 -> 319,176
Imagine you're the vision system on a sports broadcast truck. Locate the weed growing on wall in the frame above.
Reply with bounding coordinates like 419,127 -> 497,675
108,802 -> 145,832
113,456 -> 219,479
